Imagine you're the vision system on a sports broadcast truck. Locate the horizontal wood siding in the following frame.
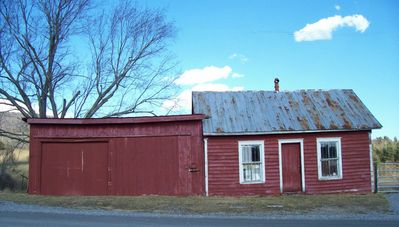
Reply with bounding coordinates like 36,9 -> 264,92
207,136 -> 280,196
304,131 -> 371,194
206,131 -> 371,195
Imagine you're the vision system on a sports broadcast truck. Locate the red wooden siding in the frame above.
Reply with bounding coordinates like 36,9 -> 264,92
206,131 -> 372,196
28,115 -> 205,196
206,137 -> 280,195
282,143 -> 301,193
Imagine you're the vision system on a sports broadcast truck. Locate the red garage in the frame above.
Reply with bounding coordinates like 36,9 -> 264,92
27,115 -> 205,196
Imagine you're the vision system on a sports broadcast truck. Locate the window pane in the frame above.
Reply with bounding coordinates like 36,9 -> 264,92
329,160 -> 338,176
320,142 -> 338,159
329,143 -> 337,158
321,144 -> 329,159
242,146 -> 250,162
251,145 -> 260,162
243,163 -> 261,182
321,160 -> 329,177
321,160 -> 338,177
242,145 -> 260,163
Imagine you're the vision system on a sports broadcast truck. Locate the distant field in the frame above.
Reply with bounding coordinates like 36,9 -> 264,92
15,148 -> 29,162
13,148 -> 29,177
3,148 -> 29,191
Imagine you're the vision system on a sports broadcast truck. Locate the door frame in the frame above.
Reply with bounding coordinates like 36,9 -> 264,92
278,139 -> 305,193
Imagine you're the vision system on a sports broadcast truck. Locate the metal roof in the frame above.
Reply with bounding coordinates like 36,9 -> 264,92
192,90 -> 382,135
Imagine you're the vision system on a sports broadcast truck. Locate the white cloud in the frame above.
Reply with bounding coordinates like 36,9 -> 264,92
163,83 -> 244,112
335,5 -> 341,11
294,14 -> 369,42
174,66 -> 232,85
232,72 -> 244,78
165,65 -> 245,112
229,53 -> 249,64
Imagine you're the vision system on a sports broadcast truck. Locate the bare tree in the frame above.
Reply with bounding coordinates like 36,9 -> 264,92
0,0 -> 177,120
75,1 -> 177,118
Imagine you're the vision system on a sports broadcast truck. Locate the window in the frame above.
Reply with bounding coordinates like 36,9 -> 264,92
238,141 -> 265,184
317,138 -> 342,180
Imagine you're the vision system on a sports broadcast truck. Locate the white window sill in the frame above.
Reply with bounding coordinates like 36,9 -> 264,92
240,180 -> 265,185
318,176 -> 342,181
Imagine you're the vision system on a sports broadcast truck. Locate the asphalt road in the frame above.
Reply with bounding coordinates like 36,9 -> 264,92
2,197 -> 399,227
1,210 -> 399,227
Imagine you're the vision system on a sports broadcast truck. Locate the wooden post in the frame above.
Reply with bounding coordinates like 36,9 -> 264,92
374,162 -> 378,193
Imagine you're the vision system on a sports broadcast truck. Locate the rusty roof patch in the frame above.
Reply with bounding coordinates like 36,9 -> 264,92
192,89 -> 382,134
297,116 -> 310,130
216,127 -> 224,133
329,122 -> 339,130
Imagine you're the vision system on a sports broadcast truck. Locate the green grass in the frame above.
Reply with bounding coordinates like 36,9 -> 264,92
0,192 -> 390,215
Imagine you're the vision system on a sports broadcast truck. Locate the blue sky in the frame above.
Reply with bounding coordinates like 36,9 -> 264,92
1,1 -> 396,138
139,0 -> 398,139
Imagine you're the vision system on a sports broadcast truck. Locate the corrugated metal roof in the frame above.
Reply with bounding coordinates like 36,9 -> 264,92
192,90 -> 382,135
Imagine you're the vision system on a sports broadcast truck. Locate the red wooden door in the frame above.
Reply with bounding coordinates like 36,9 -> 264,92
282,143 -> 302,193
40,142 -> 108,195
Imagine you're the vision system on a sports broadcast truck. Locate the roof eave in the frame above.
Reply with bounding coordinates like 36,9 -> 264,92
203,128 -> 379,136
27,114 -> 206,125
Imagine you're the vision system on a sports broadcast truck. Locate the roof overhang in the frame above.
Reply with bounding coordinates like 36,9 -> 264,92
27,114 -> 206,125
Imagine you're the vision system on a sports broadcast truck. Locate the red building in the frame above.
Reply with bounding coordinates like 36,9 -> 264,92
27,115 -> 205,195
27,84 -> 381,196
192,88 -> 381,196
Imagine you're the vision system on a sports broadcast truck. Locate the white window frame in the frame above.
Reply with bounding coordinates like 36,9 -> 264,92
316,137 -> 343,180
238,140 -> 265,184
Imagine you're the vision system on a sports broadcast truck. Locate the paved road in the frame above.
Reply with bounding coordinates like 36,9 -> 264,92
1,210 -> 399,227
1,200 -> 399,227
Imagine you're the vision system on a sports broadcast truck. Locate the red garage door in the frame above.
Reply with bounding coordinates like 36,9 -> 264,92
40,142 -> 108,195
112,136 -> 191,195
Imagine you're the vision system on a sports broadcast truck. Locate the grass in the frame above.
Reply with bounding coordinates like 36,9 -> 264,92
10,148 -> 29,186
14,148 -> 29,162
0,192 -> 391,215
7,148 -> 29,178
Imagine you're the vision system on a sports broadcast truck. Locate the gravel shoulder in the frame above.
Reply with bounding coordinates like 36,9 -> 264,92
384,193 -> 399,214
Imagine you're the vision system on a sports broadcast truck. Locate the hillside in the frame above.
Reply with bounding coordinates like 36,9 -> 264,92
0,112 -> 29,145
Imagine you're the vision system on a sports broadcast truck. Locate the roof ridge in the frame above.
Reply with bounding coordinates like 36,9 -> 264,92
192,89 -> 354,93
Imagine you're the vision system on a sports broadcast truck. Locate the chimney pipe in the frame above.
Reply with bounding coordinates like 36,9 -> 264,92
274,78 -> 280,92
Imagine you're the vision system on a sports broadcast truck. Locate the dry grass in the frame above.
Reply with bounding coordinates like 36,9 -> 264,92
14,148 -> 29,163
9,148 -> 29,179
0,192 -> 390,215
